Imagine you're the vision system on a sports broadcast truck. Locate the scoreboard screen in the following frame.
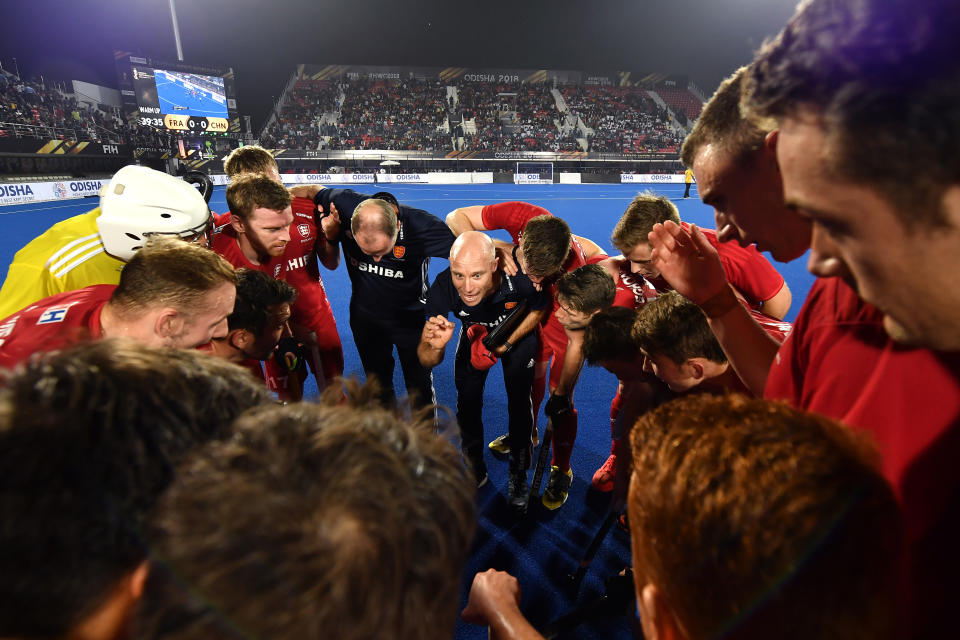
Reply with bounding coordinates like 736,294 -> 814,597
116,53 -> 237,133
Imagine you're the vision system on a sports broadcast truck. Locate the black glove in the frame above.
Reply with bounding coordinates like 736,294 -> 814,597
275,337 -> 305,373
544,393 -> 572,420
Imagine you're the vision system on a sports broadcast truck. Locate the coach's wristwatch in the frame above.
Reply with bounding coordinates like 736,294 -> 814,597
501,340 -> 513,354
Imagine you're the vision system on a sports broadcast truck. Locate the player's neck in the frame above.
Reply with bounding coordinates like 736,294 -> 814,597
699,363 -> 742,393
236,234 -> 266,266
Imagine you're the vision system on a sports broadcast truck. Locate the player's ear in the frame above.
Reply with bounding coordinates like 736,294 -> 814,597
230,328 -> 251,351
230,215 -> 246,234
155,308 -> 183,341
638,582 -> 684,640
763,129 -> 780,172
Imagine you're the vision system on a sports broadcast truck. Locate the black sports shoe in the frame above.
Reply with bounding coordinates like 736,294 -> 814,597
508,452 -> 529,513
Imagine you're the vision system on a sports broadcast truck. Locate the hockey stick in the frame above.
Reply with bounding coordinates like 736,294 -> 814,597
567,510 -> 619,594
528,416 -> 554,504
482,300 -> 528,351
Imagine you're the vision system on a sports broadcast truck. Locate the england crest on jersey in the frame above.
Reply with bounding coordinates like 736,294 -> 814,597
297,223 -> 310,237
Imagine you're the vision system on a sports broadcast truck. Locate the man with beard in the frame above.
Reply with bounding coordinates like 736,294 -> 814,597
212,174 -> 293,280
223,146 -> 343,391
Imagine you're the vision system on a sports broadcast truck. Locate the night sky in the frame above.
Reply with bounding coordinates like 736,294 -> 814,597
0,0 -> 798,131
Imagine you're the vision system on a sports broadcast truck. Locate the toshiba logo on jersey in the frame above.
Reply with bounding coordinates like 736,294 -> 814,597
349,256 -> 403,278
288,255 -> 309,270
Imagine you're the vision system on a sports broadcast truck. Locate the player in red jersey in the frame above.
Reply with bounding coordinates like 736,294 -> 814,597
584,192 -> 791,490
203,269 -> 297,366
446,201 -> 605,509
0,237 -> 236,370
610,192 -> 790,317
635,291 -> 790,394
222,145 -> 343,394
650,58 -> 960,633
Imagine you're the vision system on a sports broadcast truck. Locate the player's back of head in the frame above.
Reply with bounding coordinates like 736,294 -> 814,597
629,394 -> 905,640
134,381 -> 476,640
351,198 -> 399,239
633,291 -> 727,364
223,145 -> 279,179
583,305 -> 641,365
556,263 -> 615,314
0,339 -> 273,638
519,214 -> 571,278
611,192 -> 681,252
110,236 -> 236,319
681,67 -> 769,168
228,268 -> 297,334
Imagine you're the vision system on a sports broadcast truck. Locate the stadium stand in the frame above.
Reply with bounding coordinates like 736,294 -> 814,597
651,85 -> 703,124
562,85 -> 683,154
0,67 -> 702,168
0,78 -> 125,144
256,72 -> 696,154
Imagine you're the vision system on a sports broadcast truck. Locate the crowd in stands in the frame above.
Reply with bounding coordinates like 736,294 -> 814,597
333,78 -> 449,151
259,79 -> 338,150
458,83 -> 579,152
258,75 -> 694,154
0,72 -> 694,156
562,85 -> 683,154
0,77 -> 126,144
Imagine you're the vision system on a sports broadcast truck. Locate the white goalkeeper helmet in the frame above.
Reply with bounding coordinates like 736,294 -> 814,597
97,165 -> 213,261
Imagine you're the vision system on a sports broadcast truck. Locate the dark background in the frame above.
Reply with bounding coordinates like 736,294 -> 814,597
0,0 -> 797,131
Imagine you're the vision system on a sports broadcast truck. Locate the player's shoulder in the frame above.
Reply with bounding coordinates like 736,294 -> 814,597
21,284 -> 113,314
14,208 -> 102,261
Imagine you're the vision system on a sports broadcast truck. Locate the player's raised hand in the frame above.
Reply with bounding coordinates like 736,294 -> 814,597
320,203 -> 341,241
423,315 -> 454,350
648,221 -> 728,305
461,569 -> 522,626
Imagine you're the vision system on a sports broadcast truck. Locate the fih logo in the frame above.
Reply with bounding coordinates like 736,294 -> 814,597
53,182 -> 69,199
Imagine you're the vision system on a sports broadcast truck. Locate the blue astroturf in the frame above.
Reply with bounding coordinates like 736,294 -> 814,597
0,182 -> 816,639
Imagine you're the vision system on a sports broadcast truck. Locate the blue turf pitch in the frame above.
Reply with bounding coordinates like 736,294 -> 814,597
0,183 -> 816,638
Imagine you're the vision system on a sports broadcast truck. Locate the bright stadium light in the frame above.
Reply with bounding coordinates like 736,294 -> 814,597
168,0 -> 184,62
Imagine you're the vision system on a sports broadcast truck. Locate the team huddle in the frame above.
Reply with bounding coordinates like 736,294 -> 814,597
2,0 -> 959,637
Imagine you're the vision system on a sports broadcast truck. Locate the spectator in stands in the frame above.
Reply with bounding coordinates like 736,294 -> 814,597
0,339 -> 273,640
463,394 -> 905,640
0,236 -> 236,369
133,381 -> 476,640
0,165 -> 214,319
